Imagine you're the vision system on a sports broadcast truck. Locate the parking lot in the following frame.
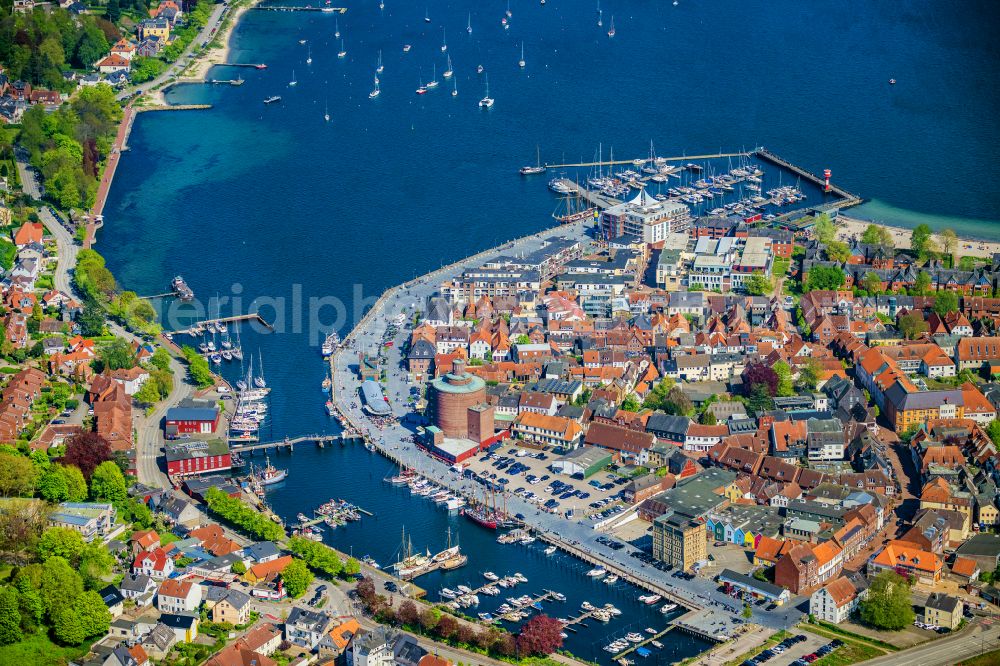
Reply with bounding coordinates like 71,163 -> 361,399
462,444 -> 629,518
743,633 -> 845,666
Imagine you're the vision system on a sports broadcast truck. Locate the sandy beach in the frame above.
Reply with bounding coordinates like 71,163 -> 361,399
184,0 -> 259,81
836,215 -> 1000,259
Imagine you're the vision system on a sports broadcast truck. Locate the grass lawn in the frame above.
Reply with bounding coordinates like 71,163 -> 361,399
811,642 -> 885,666
723,630 -> 788,666
159,531 -> 182,546
0,632 -> 89,666
958,647 -> 1000,666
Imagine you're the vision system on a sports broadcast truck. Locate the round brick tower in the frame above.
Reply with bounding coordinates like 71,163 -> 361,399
430,358 -> 486,438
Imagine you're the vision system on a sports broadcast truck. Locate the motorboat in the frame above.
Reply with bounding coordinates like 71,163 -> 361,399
638,594 -> 662,605
586,567 -> 607,577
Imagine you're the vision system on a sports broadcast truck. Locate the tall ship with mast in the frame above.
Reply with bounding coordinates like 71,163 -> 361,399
393,527 -> 432,580
462,485 -> 512,530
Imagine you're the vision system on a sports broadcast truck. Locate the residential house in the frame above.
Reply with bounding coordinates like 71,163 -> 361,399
156,579 -> 202,613
809,575 -> 868,624
923,592 -> 963,630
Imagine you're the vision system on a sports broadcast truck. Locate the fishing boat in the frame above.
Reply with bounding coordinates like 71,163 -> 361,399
479,74 -> 494,108
443,55 -> 453,79
263,96 -> 281,104
518,42 -> 525,68
258,456 -> 287,485
289,70 -> 297,86
440,27 -> 447,52
608,15 -> 615,37
337,39 -> 346,58
376,50 -> 384,73
520,146 -> 545,175
426,64 -> 439,89
369,75 -> 380,98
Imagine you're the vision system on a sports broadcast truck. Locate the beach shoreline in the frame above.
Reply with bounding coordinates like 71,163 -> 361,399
836,215 -> 1000,259
185,0 -> 258,81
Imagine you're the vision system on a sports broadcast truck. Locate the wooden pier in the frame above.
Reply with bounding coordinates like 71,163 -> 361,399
219,62 -> 268,69
230,433 -> 360,453
543,151 -> 751,169
168,312 -> 274,335
252,5 -> 347,12
135,104 -> 213,113
753,147 -> 863,206
550,178 -> 622,210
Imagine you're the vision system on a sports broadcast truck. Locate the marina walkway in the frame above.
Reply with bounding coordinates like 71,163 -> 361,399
326,218 -> 806,635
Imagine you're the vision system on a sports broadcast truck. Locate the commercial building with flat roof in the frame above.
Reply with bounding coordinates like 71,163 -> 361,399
552,446 -> 613,478
361,380 -> 392,416
652,511 -> 706,571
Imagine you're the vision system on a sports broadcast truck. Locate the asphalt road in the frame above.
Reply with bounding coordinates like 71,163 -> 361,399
860,618 -> 1000,666
330,221 -> 805,634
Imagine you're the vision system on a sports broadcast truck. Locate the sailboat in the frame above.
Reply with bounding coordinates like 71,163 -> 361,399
337,39 -> 346,58
254,351 -> 267,388
306,46 -> 312,64
520,145 -> 545,175
440,27 -> 447,52
424,7 -> 430,22
598,8 -> 603,26
415,70 -> 427,94
426,63 -> 439,89
451,76 -> 458,96
506,0 -> 512,18
518,42 -> 525,68
379,0 -> 384,8
608,15 -> 615,37
369,74 -> 380,99
324,98 -> 330,122
479,73 -> 494,108
376,49 -> 384,73
443,55 -> 453,79
334,18 -> 340,39
467,12 -> 472,34
289,69 -> 297,86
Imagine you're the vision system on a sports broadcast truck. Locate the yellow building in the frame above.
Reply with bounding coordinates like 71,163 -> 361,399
138,17 -> 171,42
652,512 -> 706,571
211,590 -> 252,626
923,593 -> 962,630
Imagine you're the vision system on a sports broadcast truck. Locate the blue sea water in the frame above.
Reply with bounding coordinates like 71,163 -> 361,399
98,0 -> 1000,661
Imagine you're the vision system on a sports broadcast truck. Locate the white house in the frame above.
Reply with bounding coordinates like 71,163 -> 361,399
156,579 -> 202,614
809,576 -> 868,624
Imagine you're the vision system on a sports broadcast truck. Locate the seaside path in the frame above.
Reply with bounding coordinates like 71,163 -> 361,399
118,2 -> 228,101
330,221 -> 806,636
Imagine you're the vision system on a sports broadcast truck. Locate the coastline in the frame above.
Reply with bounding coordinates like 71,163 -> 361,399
836,215 -> 1000,259
183,0 -> 260,81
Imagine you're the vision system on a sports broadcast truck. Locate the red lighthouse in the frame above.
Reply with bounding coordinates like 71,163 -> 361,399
823,169 -> 832,192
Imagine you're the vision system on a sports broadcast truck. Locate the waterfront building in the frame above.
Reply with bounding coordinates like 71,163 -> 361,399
165,403 -> 220,436
652,510 -> 706,571
164,439 -> 231,477
600,192 -> 691,243
429,359 -> 487,439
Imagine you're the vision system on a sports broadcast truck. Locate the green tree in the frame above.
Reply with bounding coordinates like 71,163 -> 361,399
861,224 -> 894,251
858,571 -> 914,630
933,291 -> 959,315
912,271 -> 932,296
806,265 -> 846,291
662,386 -> 694,417
741,603 -> 752,620
37,527 -> 85,564
861,272 -> 883,295
744,271 -> 771,296
747,383 -> 774,416
986,419 -> 1000,448
231,560 -> 246,575
133,378 -> 161,406
700,410 -> 718,425
89,460 -> 127,503
37,466 -> 69,502
129,56 -> 166,84
106,0 -> 121,23
621,395 -> 640,412
150,347 -> 172,372
75,590 -> 111,638
0,587 -> 22,645
514,334 -> 531,345
910,223 -> 933,259
39,557 -> 83,617
52,606 -> 85,645
79,542 -> 114,589
797,358 -> 821,392
825,241 -> 851,263
772,361 -> 794,397
181,346 -> 215,388
0,452 -> 38,497
79,302 -> 106,336
898,311 -> 929,340
99,338 -> 135,372
343,557 -> 361,577
813,214 -> 835,244
642,377 -> 676,410
939,228 -> 957,263
281,559 -> 313,598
